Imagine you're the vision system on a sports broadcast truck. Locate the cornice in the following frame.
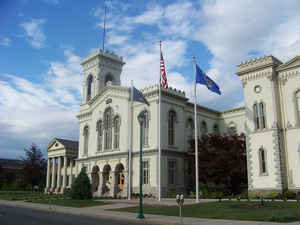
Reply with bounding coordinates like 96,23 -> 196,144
221,107 -> 245,115
236,55 -> 282,76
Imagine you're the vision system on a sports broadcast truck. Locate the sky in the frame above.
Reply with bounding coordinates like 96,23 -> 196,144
1,0 -> 300,159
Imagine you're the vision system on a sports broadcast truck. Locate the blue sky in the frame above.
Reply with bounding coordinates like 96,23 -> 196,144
1,0 -> 300,159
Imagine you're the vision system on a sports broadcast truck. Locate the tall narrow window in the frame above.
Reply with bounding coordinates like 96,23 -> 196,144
228,122 -> 237,136
104,108 -> 112,149
201,120 -> 208,135
168,160 -> 176,185
96,120 -> 103,151
259,148 -> 267,174
83,126 -> 89,155
86,75 -> 93,101
253,104 -> 260,130
142,111 -> 149,146
142,161 -> 149,185
296,91 -> 300,120
168,111 -> 176,146
114,116 -> 120,149
213,124 -> 219,135
186,119 -> 193,148
259,103 -> 266,129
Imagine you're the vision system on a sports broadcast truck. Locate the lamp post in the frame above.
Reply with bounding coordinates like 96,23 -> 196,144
137,111 -> 145,219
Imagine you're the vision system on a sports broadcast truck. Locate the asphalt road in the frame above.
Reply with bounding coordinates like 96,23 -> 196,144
0,204 -> 151,225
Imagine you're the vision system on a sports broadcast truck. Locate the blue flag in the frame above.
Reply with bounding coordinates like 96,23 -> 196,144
196,64 -> 221,95
132,86 -> 150,106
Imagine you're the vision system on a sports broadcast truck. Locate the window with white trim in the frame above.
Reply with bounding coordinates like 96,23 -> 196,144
142,161 -> 149,185
259,103 -> 266,129
96,120 -> 103,151
259,148 -> 267,174
114,116 -> 120,149
142,111 -> 149,146
253,103 -> 260,130
168,160 -> 176,185
104,108 -> 112,149
86,75 -> 93,101
296,91 -> 300,120
201,120 -> 208,135
168,110 -> 176,146
83,126 -> 89,155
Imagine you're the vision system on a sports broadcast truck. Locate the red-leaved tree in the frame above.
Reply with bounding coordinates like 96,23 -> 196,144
187,133 -> 247,194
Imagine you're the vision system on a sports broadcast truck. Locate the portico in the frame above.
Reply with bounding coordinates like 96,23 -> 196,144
45,138 -> 78,193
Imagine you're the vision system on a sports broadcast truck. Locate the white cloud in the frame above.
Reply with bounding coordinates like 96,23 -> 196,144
20,18 -> 47,49
0,49 -> 82,158
0,37 -> 11,47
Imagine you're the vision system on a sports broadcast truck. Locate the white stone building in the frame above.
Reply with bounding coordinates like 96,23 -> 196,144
45,50 -> 300,197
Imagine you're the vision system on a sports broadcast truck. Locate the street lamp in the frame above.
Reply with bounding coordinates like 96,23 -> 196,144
137,111 -> 145,219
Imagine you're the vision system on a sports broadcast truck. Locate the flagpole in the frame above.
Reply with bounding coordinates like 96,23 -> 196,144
158,40 -> 162,201
193,56 -> 199,203
128,80 -> 134,200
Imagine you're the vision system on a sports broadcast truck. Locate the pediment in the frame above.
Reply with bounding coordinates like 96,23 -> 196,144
47,138 -> 64,152
277,56 -> 300,71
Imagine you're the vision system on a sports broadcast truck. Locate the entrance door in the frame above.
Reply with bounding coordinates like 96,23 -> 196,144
117,172 -> 124,190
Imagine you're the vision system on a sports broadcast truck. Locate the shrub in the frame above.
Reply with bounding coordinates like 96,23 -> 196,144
69,168 -> 92,200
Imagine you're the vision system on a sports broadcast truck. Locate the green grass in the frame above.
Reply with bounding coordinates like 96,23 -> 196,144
28,199 -> 111,208
112,201 -> 300,222
0,191 -> 110,208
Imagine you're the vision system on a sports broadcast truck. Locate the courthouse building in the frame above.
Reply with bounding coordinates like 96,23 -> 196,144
45,49 -> 300,197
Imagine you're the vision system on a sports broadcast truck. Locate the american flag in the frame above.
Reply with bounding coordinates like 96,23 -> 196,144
160,51 -> 168,88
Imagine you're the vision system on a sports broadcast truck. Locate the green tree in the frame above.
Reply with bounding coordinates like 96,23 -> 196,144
70,168 -> 92,199
21,143 -> 46,190
188,133 -> 247,194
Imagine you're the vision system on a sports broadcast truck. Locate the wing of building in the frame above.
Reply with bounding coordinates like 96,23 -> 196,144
45,50 -> 300,198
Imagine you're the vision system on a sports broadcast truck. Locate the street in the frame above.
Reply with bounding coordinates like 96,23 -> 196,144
0,204 -> 151,225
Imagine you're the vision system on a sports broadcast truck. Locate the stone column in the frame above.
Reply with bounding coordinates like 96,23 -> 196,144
57,156 -> 62,191
70,159 -> 73,186
98,172 -> 103,196
51,157 -> 56,190
46,158 -> 51,189
62,156 -> 67,190
110,171 -> 116,197
122,171 -> 128,198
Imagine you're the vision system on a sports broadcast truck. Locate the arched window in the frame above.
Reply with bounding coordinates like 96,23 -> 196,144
200,120 -> 207,136
105,74 -> 113,86
253,103 -> 260,130
96,120 -> 103,152
259,148 -> 267,174
228,122 -> 237,136
296,91 -> 300,120
104,108 -> 112,149
168,110 -> 176,146
83,126 -> 89,155
86,75 -> 93,101
259,103 -> 266,129
113,116 -> 120,149
142,111 -> 149,146
213,123 -> 219,135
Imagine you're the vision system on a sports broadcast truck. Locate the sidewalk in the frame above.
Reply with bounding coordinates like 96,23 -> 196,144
1,199 -> 300,225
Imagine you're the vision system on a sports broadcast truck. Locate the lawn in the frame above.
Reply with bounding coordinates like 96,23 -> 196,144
28,198 -> 111,208
112,201 -> 300,222
0,191 -> 111,208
